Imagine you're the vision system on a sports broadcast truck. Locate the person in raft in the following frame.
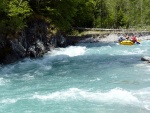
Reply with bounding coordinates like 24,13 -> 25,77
118,35 -> 125,42
125,35 -> 130,40
131,35 -> 140,44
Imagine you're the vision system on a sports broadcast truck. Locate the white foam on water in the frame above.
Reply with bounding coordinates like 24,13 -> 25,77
90,78 -> 101,82
135,63 -> 148,67
133,87 -> 150,97
118,47 -> 146,56
134,63 -> 150,74
0,58 -> 53,77
133,87 -> 150,111
146,65 -> 150,72
32,88 -> 139,105
49,46 -> 86,57
145,105 -> 150,111
143,79 -> 150,82
133,48 -> 148,54
0,98 -> 18,104
31,87 -> 150,111
22,73 -> 35,81
0,78 -> 10,86
84,45 -> 112,56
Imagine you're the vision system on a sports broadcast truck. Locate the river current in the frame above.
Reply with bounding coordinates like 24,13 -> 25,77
0,34 -> 150,113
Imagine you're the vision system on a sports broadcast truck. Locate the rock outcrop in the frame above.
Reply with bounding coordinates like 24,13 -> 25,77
0,19 -> 68,64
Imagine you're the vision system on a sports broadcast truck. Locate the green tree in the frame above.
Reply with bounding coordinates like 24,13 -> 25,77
1,0 -> 150,35
93,0 -> 109,28
73,0 -> 95,28
29,0 -> 81,31
0,0 -> 32,34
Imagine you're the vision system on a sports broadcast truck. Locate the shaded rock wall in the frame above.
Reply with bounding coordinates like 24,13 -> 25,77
0,19 -> 68,65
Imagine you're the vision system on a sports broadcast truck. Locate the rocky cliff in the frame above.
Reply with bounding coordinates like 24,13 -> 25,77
0,19 -> 68,65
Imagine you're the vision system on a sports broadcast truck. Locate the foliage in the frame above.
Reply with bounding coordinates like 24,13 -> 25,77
0,0 -> 32,34
0,0 -> 150,35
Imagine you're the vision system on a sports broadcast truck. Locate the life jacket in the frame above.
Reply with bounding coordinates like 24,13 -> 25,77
131,36 -> 137,43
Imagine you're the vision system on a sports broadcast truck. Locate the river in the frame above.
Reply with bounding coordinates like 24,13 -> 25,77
0,34 -> 150,113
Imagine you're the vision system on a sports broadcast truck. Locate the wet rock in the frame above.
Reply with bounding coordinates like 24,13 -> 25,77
0,19 -> 69,65
0,20 -> 45,64
10,39 -> 26,58
28,46 -> 36,58
56,35 -> 67,47
141,56 -> 150,61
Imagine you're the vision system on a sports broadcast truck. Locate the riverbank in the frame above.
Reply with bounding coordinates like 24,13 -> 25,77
66,30 -> 150,44
1,27 -> 150,65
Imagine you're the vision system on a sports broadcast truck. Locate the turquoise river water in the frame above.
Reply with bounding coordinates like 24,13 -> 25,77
0,35 -> 150,113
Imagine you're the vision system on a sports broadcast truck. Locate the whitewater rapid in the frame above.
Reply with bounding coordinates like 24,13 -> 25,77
0,34 -> 150,113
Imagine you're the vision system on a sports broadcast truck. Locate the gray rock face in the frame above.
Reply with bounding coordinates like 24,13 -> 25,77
0,19 -> 68,65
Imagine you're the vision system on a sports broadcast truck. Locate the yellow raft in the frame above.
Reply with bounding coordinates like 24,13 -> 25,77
119,40 -> 134,45
119,40 -> 141,45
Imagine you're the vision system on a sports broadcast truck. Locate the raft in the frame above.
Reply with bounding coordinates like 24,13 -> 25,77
119,40 -> 141,45
119,40 -> 134,45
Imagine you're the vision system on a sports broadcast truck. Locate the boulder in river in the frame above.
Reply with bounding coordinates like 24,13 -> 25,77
141,56 -> 150,62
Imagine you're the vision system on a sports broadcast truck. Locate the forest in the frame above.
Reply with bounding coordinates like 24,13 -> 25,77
0,0 -> 150,35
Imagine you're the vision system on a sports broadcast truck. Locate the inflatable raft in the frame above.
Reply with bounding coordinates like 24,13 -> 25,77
119,40 -> 134,45
119,40 -> 140,45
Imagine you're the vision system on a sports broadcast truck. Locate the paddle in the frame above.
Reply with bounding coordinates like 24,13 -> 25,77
136,42 -> 140,44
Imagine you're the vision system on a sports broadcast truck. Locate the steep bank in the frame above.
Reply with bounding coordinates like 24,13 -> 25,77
0,19 -> 67,65
0,24 -> 150,65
